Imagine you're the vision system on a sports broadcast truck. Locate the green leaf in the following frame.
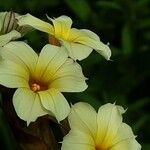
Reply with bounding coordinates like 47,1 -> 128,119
142,143 -> 150,150
129,98 -> 150,111
121,23 -> 133,55
132,115 -> 148,132
97,1 -> 122,11
64,0 -> 92,21
76,93 -> 101,111
137,19 -> 150,29
144,32 -> 150,40
135,0 -> 150,9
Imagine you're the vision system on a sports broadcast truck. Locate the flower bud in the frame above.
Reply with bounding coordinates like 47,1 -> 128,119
0,11 -> 33,47
0,11 -> 32,36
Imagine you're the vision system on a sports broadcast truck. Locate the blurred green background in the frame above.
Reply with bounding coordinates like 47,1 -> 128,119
0,0 -> 150,149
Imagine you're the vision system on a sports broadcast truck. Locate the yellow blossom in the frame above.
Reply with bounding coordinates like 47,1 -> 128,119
61,102 -> 141,150
17,14 -> 111,61
0,42 -> 87,125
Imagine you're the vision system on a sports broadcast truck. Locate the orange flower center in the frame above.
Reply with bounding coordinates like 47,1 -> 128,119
95,146 -> 107,150
48,35 -> 61,46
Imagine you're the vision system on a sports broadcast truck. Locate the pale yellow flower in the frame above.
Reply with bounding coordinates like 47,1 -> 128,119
0,42 -> 87,125
62,102 -> 141,150
17,14 -> 111,61
0,11 -> 32,47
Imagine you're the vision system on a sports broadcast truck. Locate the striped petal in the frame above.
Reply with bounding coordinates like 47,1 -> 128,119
50,58 -> 87,92
17,13 -> 54,34
0,60 -> 29,88
38,88 -> 70,122
110,123 -> 141,149
1,41 -> 38,74
13,88 -> 48,125
61,130 -> 95,150
68,102 -> 97,138
111,138 -> 141,150
0,30 -> 21,47
35,44 -> 68,82
0,12 -> 6,30
96,103 -> 126,148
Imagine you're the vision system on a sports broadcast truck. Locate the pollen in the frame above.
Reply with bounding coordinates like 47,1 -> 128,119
29,79 -> 49,92
30,83 -> 41,92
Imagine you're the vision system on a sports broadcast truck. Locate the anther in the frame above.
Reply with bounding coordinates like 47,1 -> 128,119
31,83 -> 40,92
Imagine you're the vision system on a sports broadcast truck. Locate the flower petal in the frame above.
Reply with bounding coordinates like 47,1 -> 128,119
61,130 -> 95,150
96,103 -> 126,148
0,60 -> 29,88
69,28 -> 111,60
52,58 -> 85,79
110,138 -> 141,150
1,41 -> 38,73
63,41 -> 93,60
38,88 -> 70,122
35,44 -> 68,82
50,58 -> 87,92
110,123 -> 141,149
48,15 -> 72,40
80,29 -> 100,40
13,88 -> 48,125
68,102 -> 97,139
0,30 -> 21,47
80,29 -> 111,60
0,12 -> 6,30
17,13 -> 54,34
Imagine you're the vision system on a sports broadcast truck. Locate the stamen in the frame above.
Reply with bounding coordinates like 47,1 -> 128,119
31,83 -> 41,92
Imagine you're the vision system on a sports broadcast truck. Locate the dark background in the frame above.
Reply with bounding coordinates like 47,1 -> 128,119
0,0 -> 150,149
